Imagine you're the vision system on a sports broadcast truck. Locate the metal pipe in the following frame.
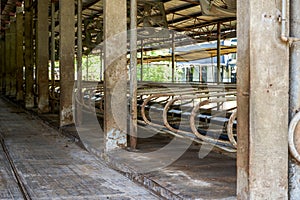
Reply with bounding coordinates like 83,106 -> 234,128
129,0 -> 138,149
140,39 -> 143,81
86,55 -> 89,81
281,0 -> 300,43
227,110 -> 237,148
288,112 -> 300,162
99,49 -> 103,81
217,22 -> 221,83
171,31 -> 175,83
189,97 -> 236,147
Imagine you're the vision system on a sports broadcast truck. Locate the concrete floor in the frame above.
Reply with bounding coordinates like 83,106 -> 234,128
0,96 -> 237,199
0,97 -> 158,200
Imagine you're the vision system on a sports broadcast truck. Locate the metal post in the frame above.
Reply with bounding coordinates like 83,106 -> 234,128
24,0 -> 34,108
288,0 -> 300,198
171,31 -> 175,83
103,0 -> 127,151
140,39 -> 143,81
99,49 -> 103,81
37,0 -> 49,113
59,0 -> 75,126
16,5 -> 24,101
217,22 -> 221,84
76,0 -> 83,125
129,0 -> 137,149
86,55 -> 89,81
5,26 -> 11,96
50,1 -> 56,113
10,20 -> 17,97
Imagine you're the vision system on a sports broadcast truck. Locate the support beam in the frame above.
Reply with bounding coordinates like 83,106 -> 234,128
129,0 -> 138,149
59,0 -> 75,126
103,0 -> 127,151
237,0 -> 289,199
10,20 -> 17,97
50,1 -> 56,113
5,27 -> 11,96
36,0 -> 49,113
140,39 -> 143,81
217,22 -> 221,83
0,39 -> 4,93
16,8 -> 24,101
288,0 -> 300,198
24,0 -> 35,108
236,0 -> 250,198
76,0 -> 83,125
171,32 -> 175,83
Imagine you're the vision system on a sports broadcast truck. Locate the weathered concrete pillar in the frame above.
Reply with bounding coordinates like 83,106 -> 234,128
237,0 -> 289,199
10,20 -> 17,97
16,6 -> 24,101
236,0 -> 250,199
24,0 -> 35,108
103,0 -> 127,151
36,0 -> 49,113
288,0 -> 300,199
5,27 -> 11,96
59,0 -> 75,126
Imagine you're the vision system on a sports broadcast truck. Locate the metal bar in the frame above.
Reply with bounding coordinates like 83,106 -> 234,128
171,32 -> 175,83
86,55 -> 89,81
217,22 -> 221,84
288,0 -> 300,198
140,39 -> 143,81
99,49 -> 103,81
129,0 -> 138,149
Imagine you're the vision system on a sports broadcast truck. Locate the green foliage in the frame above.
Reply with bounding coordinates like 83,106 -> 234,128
139,64 -> 172,82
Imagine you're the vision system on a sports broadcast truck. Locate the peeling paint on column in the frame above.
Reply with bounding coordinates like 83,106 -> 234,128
60,106 -> 74,126
106,129 -> 127,151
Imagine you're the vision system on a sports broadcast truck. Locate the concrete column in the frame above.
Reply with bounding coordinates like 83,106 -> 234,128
237,0 -> 289,199
103,0 -> 127,151
36,0 -> 49,113
288,0 -> 300,199
16,9 -> 24,101
10,21 -> 17,97
50,1 -> 56,113
5,27 -> 11,96
24,0 -> 35,108
59,0 -> 75,126
76,0 -> 83,125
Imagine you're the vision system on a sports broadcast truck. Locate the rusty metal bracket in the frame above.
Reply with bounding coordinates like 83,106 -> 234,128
288,112 -> 300,162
